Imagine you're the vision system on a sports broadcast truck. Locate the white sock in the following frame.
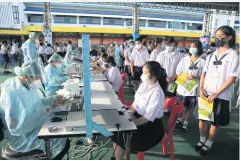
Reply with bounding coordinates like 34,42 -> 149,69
205,140 -> 213,148
183,120 -> 188,125
200,136 -> 206,143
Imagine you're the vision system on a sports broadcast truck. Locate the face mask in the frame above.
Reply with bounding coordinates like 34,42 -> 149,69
30,80 -> 42,90
148,46 -> 152,50
130,45 -> 134,49
165,46 -> 174,52
189,48 -> 198,55
56,63 -> 62,68
136,44 -> 142,50
140,74 -> 150,84
215,38 -> 228,48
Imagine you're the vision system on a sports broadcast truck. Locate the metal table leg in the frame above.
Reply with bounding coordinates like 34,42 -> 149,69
44,139 -> 51,160
125,133 -> 132,160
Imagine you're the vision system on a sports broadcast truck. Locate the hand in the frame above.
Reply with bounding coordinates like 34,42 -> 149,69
52,104 -> 58,109
200,87 -> 207,100
207,93 -> 218,103
131,71 -> 135,77
187,75 -> 193,80
56,95 -> 66,105
166,77 -> 172,83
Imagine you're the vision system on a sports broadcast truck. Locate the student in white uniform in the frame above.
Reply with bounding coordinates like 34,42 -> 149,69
149,38 -> 164,61
44,43 -> 54,60
156,36 -> 183,97
111,61 -> 167,160
124,40 -> 135,86
175,40 -> 206,132
130,38 -> 150,92
195,26 -> 239,156
93,56 -> 122,93
66,40 -> 73,53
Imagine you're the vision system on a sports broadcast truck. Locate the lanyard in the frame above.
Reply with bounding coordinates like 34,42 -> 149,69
213,54 -> 228,66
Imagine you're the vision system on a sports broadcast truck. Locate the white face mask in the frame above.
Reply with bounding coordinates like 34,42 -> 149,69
189,48 -> 198,55
136,44 -> 142,50
56,63 -> 62,68
140,74 -> 150,84
165,46 -> 174,52
130,45 -> 134,49
30,80 -> 42,90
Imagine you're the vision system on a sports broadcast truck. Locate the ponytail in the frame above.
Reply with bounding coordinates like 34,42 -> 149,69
158,67 -> 168,94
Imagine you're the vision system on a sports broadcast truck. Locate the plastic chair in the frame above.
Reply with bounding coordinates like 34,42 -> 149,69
137,97 -> 184,160
117,73 -> 134,106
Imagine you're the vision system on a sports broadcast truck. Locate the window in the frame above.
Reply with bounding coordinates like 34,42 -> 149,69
28,14 -> 44,23
234,26 -> 239,34
227,20 -> 230,26
12,6 -> 20,24
215,19 -> 218,29
168,22 -> 186,29
103,18 -> 124,26
79,17 -> 101,25
125,19 -> 146,27
54,15 -> 77,24
126,19 -> 132,26
187,23 -> 202,31
148,20 -> 166,28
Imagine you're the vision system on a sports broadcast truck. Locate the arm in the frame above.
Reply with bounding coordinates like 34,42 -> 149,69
133,117 -> 150,126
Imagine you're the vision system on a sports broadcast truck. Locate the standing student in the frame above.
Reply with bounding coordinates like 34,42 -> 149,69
149,38 -> 164,61
66,40 -> 73,54
175,40 -> 206,132
119,37 -> 131,72
156,36 -> 183,97
195,26 -> 239,155
45,44 -> 54,60
107,43 -> 115,57
38,42 -> 46,64
130,38 -> 150,92
124,40 -> 135,86
111,61 -> 167,160
11,40 -> 20,67
1,40 -> 10,73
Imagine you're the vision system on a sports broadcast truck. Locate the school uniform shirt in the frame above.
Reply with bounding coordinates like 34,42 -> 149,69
44,47 -> 54,55
66,44 -> 73,53
156,51 -> 183,78
104,66 -> 122,92
1,45 -> 8,54
176,55 -> 206,96
130,47 -> 149,67
38,46 -> 45,54
149,49 -> 161,61
203,48 -> 239,101
57,46 -> 62,52
11,44 -> 20,54
124,48 -> 133,66
133,81 -> 165,122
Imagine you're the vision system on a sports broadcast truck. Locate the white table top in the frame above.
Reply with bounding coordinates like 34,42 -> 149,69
38,81 -> 137,139
90,72 -> 107,82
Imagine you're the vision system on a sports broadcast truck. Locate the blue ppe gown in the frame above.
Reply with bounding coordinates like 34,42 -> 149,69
0,77 -> 67,159
21,39 -> 38,63
44,64 -> 68,96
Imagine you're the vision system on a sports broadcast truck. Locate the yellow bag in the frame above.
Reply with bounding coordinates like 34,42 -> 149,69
198,97 -> 214,121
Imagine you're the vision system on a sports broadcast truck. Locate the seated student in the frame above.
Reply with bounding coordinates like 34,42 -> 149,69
175,40 -> 206,132
196,26 -> 239,156
111,61 -> 167,160
0,60 -> 68,159
93,56 -> 122,93
44,53 -> 68,96
97,53 -> 108,67
90,49 -> 98,62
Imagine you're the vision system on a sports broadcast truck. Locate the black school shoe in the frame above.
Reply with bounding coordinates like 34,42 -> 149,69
194,141 -> 205,152
199,145 -> 211,156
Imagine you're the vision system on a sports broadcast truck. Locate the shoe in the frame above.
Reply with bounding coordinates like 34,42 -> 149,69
176,120 -> 182,126
194,141 -> 205,152
5,71 -> 12,74
181,125 -> 188,132
200,145 -> 211,156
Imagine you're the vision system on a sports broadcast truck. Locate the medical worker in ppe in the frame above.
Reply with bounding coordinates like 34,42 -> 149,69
21,32 -> 39,62
45,53 -> 69,96
0,60 -> 69,159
